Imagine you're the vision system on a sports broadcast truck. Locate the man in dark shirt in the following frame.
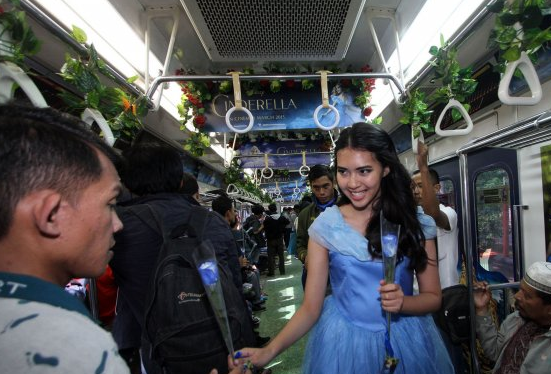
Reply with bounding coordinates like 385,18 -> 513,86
296,164 -> 338,288
263,203 -> 289,276
110,143 -> 242,372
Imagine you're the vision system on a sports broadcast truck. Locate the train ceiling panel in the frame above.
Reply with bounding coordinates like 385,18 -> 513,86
131,0 -> 415,73
179,0 -> 365,62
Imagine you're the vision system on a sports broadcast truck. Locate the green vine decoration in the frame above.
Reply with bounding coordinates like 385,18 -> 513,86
176,71 -> 212,157
399,88 -> 433,139
488,0 -> 551,73
0,0 -> 41,67
224,159 -> 272,203
58,25 -> 147,143
428,34 -> 478,122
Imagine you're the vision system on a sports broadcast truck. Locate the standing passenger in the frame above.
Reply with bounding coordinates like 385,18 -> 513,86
296,164 -> 338,288
412,142 -> 459,289
234,122 -> 453,373
0,105 -> 129,373
412,141 -> 464,372
109,143 -> 243,373
263,203 -> 289,276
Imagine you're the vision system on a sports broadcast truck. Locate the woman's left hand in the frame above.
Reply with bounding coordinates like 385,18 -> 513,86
378,280 -> 404,313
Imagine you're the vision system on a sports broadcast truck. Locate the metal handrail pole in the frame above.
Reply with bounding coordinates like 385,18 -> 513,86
145,72 -> 405,105
456,111 -> 551,154
459,152 -> 480,374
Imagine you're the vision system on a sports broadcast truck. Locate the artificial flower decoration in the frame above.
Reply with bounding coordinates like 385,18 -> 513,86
0,0 -> 41,67
176,68 -> 213,157
353,64 -> 380,123
58,25 -> 146,143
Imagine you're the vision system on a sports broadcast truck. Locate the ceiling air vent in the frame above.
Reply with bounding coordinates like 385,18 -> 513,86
179,0 -> 366,62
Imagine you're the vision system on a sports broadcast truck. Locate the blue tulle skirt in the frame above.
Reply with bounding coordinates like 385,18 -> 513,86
302,297 -> 454,374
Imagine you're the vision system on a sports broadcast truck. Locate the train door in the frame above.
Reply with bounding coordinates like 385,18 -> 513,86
466,147 -> 520,283
431,147 -> 520,284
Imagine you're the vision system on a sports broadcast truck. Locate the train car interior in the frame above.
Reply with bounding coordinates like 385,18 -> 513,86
2,1 -> 551,373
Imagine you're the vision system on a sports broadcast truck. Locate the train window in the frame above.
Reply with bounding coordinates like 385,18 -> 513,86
474,168 -> 513,282
437,178 -> 455,210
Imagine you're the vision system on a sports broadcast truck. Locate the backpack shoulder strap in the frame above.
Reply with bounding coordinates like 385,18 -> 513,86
124,204 -> 164,237
186,205 -> 210,241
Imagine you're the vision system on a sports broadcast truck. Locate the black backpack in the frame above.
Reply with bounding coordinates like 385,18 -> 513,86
129,205 -> 255,374
433,284 -> 471,344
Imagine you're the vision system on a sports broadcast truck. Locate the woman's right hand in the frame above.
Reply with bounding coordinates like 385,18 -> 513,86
229,346 -> 274,370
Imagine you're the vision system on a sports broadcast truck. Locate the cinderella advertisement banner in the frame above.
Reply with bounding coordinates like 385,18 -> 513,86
203,83 -> 365,133
237,138 -> 332,169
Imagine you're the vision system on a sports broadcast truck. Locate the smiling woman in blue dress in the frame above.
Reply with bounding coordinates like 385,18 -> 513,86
234,122 -> 453,373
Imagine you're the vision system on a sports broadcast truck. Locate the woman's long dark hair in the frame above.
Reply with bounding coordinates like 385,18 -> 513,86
334,122 -> 428,272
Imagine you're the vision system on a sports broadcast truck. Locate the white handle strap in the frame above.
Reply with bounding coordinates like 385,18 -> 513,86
435,99 -> 473,137
81,108 -> 116,146
0,62 -> 48,108
225,72 -> 254,133
261,153 -> 273,179
313,70 -> 339,130
498,51 -> 542,106
299,151 -> 310,176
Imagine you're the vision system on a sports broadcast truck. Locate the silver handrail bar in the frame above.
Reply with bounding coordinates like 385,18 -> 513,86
145,72 -> 406,107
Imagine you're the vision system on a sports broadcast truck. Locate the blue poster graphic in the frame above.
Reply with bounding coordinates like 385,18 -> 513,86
203,83 -> 364,133
237,138 -> 332,169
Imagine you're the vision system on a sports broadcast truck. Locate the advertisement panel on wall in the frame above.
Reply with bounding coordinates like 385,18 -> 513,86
237,138 -> 332,170
203,83 -> 364,133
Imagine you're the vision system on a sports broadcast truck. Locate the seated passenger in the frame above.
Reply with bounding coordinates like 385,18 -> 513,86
474,261 -> 551,374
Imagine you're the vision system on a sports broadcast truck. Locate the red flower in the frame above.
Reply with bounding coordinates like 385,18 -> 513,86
188,96 -> 201,106
340,79 -> 351,87
363,107 -> 373,117
259,80 -> 270,88
194,115 -> 206,126
285,79 -> 295,88
361,65 -> 373,73
0,6 -> 4,14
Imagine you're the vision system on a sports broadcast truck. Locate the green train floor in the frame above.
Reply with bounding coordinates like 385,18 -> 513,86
254,254 -> 307,374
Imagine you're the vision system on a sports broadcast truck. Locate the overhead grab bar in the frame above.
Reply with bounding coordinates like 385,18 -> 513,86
145,72 -> 406,106
367,7 -> 405,105
145,6 -> 180,111
313,70 -> 339,130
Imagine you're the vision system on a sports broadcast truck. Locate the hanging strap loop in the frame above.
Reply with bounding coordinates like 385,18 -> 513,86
299,151 -> 310,176
313,70 -> 340,130
261,153 -> 273,179
225,72 -> 254,133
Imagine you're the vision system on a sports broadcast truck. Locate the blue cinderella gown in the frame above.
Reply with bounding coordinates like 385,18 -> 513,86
302,205 -> 453,374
